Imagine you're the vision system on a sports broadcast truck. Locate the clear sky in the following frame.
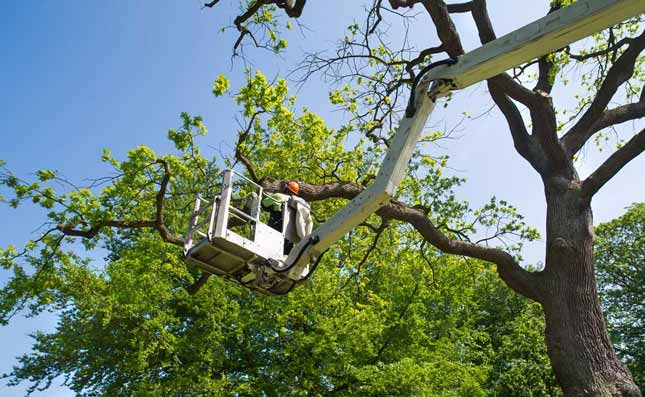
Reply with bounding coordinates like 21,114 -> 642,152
1,1 -> 643,395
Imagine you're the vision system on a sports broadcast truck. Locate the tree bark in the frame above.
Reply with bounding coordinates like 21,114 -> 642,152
541,178 -> 641,396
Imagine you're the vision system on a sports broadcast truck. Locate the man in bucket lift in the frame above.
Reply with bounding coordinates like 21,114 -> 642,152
261,181 -> 313,254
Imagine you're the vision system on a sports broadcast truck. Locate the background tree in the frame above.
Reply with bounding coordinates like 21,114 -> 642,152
596,203 -> 645,394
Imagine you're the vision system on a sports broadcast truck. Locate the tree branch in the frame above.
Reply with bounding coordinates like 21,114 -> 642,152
57,159 -> 184,247
529,90 -> 571,176
419,0 -> 465,57
488,81 -> 547,174
533,5 -> 563,94
186,273 -> 212,295
489,74 -> 538,108
488,75 -> 569,178
261,178 -> 542,301
585,89 -> 645,136
581,127 -> 645,199
471,0 -> 548,121
446,1 -> 473,13
562,30 -> 645,156
534,55 -> 555,94
565,37 -> 633,62
235,111 -> 265,183
470,0 -> 495,44
233,1 -> 269,30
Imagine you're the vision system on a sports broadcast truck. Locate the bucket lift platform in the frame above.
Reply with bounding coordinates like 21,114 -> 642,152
184,169 -> 304,295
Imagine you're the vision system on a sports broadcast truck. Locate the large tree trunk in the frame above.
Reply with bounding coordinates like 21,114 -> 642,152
541,179 -> 640,396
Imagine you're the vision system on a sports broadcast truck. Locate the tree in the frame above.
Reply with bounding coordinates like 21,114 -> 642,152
596,203 -> 645,394
204,1 -> 645,394
1,0 -> 644,395
1,93 -> 559,394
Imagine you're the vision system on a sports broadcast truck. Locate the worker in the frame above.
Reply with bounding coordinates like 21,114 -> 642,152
262,181 -> 313,254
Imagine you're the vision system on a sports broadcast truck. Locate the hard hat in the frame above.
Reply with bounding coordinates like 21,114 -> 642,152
287,181 -> 300,195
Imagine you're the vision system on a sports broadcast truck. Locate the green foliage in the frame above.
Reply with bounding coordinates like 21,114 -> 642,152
3,234 -> 560,396
212,75 -> 231,97
0,72 -> 554,395
595,203 -> 645,392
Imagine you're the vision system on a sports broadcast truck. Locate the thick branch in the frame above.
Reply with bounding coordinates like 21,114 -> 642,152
581,127 -> 645,199
488,81 -> 547,174
276,0 -> 307,18
533,5 -> 563,94
234,1 -> 268,30
584,89 -> 645,136
530,91 -> 571,175
446,2 -> 473,13
470,0 -> 495,43
420,0 -> 465,56
261,178 -> 542,300
489,74 -> 538,108
489,74 -> 568,177
388,1 -> 465,56
186,273 -> 212,295
562,30 -> 645,156
471,1 -> 548,123
534,55 -> 555,94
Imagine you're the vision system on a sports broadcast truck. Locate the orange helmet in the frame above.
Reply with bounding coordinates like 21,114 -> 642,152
287,181 -> 300,195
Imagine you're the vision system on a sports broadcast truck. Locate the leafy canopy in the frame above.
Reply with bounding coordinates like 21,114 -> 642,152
0,70 -> 552,395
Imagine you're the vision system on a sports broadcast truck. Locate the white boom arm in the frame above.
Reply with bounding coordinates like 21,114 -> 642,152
280,0 -> 645,281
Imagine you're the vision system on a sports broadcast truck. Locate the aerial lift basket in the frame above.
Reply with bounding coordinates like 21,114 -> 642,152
184,169 -> 305,294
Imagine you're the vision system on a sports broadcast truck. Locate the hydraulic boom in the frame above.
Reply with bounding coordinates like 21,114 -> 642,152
279,0 -> 645,284
184,0 -> 645,294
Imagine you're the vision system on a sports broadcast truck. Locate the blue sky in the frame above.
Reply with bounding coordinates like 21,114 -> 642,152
1,1 -> 643,395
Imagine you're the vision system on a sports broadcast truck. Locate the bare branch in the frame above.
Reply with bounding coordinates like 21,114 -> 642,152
489,74 -> 538,108
203,0 -> 221,8
534,55 -> 555,94
533,4 -> 564,94
471,1 -> 546,116
233,1 -> 270,31
446,2 -> 473,13
581,127 -> 645,199
487,66 -> 570,178
276,0 -> 307,18
565,37 -> 633,62
368,0 -> 384,35
58,220 -> 155,239
589,98 -> 645,134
